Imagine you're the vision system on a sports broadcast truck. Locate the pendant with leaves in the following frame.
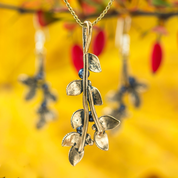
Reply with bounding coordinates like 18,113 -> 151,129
62,21 -> 120,166
104,17 -> 147,127
19,30 -> 57,129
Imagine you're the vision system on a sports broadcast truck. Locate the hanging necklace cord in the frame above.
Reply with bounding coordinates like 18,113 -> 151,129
63,0 -> 114,27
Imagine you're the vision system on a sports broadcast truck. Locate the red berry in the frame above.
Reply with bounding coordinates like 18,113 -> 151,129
36,10 -> 46,27
82,2 -> 97,15
151,42 -> 163,73
63,23 -> 76,31
36,10 -> 58,27
93,30 -> 106,56
71,45 -> 83,72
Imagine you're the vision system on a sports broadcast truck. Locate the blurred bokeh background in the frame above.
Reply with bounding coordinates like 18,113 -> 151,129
0,0 -> 178,177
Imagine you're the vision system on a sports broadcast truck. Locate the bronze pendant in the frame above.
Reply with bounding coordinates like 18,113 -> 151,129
62,21 -> 120,166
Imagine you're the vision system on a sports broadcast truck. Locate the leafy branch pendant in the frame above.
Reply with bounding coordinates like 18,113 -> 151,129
62,21 -> 120,166
105,17 -> 147,127
19,30 -> 57,129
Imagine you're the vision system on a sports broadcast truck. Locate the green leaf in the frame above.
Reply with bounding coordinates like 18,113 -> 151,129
36,10 -> 59,27
152,0 -> 171,7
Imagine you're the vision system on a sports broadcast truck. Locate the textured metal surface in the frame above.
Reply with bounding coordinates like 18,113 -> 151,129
62,132 -> 80,147
92,86 -> 103,105
71,109 -> 84,129
94,131 -> 109,151
88,86 -> 104,133
99,115 -> 120,130
88,53 -> 102,73
78,21 -> 92,153
69,146 -> 84,166
66,80 -> 83,96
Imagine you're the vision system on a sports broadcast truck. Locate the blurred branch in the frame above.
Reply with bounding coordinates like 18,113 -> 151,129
0,3 -> 36,13
131,11 -> 178,19
0,2 -> 178,20
84,10 -> 178,20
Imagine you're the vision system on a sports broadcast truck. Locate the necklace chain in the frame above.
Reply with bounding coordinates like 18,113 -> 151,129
64,0 -> 114,27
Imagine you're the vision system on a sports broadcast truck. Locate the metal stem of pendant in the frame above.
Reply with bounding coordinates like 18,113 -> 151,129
122,56 -> 129,86
121,18 -> 131,86
37,53 -> 44,75
78,21 -> 92,152
88,86 -> 103,134
35,30 -> 45,79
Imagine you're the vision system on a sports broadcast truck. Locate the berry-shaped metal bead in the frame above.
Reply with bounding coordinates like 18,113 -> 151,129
42,83 -> 48,90
89,111 -> 94,122
118,104 -> 126,112
129,77 -> 136,87
41,100 -> 47,108
35,72 -> 44,80
120,86 -> 127,93
78,68 -> 90,79
76,126 -> 83,134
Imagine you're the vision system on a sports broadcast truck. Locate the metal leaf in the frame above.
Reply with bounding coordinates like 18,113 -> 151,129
42,84 -> 57,101
44,111 -> 56,121
71,109 -> 84,129
47,92 -> 57,101
62,132 -> 80,147
36,115 -> 46,129
66,80 -> 83,96
130,90 -> 140,107
88,53 -> 102,73
94,131 -> 109,151
25,87 -> 36,100
106,90 -> 118,102
69,145 -> 84,166
106,90 -> 123,103
92,87 -> 103,105
109,109 -> 127,120
136,83 -> 147,92
99,115 -> 120,130
19,74 -> 37,86
103,107 -> 122,121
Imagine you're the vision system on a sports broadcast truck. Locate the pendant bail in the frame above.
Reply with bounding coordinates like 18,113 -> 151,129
82,21 -> 93,54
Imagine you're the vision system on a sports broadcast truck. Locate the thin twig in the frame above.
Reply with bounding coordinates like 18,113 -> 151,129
0,3 -> 36,13
0,2 -> 178,20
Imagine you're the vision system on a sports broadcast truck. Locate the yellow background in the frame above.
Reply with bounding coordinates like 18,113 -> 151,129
0,0 -> 178,178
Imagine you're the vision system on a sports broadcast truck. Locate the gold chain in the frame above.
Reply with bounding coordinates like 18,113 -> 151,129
64,0 -> 114,27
